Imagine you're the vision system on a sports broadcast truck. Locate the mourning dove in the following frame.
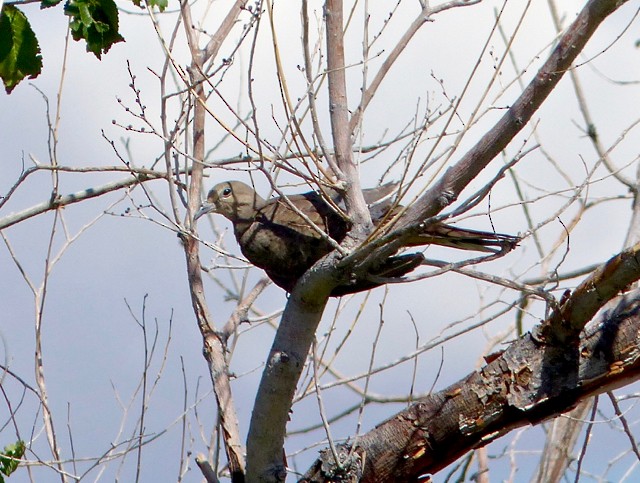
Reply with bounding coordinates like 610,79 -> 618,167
196,181 -> 517,295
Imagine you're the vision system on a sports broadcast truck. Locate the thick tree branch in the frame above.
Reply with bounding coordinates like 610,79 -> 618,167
334,0 -> 628,280
304,247 -> 640,482
325,0 -> 372,235
396,0 -> 629,230
540,241 -> 640,343
246,267 -> 336,482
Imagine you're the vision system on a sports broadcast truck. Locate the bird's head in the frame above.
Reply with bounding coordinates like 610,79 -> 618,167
195,181 -> 265,223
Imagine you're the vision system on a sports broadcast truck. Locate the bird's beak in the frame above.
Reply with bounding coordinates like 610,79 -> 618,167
194,202 -> 216,220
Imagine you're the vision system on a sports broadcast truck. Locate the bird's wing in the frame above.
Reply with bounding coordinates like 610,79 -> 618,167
406,223 -> 519,253
257,192 -> 347,241
316,182 -> 400,221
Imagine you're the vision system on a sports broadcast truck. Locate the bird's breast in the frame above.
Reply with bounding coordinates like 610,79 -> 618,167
238,218 -> 337,279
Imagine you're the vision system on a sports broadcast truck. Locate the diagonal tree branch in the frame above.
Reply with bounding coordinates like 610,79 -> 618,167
395,0 -> 629,230
348,0 -> 482,135
245,1 -> 629,481
336,0 -> 629,279
539,241 -> 640,343
0,171 -> 169,231
304,243 -> 640,482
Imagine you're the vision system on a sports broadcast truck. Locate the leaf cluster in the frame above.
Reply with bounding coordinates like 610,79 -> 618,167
0,441 -> 25,482
0,0 -> 166,93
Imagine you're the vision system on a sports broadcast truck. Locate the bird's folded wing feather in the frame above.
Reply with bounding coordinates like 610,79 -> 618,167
405,224 -> 519,253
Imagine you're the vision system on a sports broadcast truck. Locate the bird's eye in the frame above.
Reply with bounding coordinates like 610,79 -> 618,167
222,187 -> 232,198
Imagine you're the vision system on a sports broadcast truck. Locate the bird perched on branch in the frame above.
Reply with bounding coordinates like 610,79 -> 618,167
196,181 -> 518,296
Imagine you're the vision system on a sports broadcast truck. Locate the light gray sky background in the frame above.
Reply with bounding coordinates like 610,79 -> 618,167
2,1 -> 640,481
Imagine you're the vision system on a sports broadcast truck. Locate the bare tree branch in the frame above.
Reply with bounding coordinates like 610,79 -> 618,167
246,268 -> 335,482
305,279 -> 640,482
0,171 -> 169,231
179,0 -> 248,478
245,1 -> 630,481
348,0 -> 482,135
395,0 -> 629,230
325,0 -> 372,235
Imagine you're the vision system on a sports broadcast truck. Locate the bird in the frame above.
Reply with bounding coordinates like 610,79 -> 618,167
195,181 -> 518,296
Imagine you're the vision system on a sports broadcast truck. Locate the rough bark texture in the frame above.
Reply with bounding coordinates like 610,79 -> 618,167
303,292 -> 640,482
246,266 -> 336,482
249,0 -> 630,481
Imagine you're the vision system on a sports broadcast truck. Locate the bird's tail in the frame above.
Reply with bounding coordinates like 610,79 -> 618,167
405,224 -> 519,253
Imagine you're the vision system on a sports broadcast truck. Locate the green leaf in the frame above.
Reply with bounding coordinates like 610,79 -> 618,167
0,440 -> 25,477
0,5 -> 43,94
40,0 -> 64,9
130,0 -> 167,13
147,0 -> 167,12
64,0 -> 125,59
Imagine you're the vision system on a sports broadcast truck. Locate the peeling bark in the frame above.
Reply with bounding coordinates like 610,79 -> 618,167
303,292 -> 640,482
